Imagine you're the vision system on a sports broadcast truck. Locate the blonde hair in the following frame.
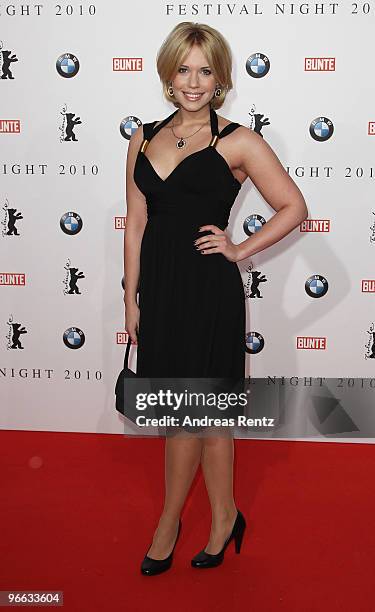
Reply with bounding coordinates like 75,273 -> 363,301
156,22 -> 233,110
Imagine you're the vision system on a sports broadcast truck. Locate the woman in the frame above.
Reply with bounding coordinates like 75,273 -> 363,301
124,22 -> 308,575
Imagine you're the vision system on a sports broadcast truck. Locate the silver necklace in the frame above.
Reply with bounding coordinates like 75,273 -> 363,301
170,113 -> 210,149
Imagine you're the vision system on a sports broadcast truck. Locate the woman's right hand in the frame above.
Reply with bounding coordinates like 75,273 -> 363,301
124,300 -> 140,345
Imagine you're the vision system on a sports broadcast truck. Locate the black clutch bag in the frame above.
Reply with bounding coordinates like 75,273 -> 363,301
115,336 -> 137,419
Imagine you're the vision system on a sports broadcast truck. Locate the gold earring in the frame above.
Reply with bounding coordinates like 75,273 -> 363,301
214,86 -> 222,97
167,84 -> 174,96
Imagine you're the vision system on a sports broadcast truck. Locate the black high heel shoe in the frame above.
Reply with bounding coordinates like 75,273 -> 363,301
141,519 -> 182,576
191,509 -> 246,569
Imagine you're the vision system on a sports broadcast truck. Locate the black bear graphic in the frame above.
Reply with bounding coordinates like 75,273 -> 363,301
68,267 -> 85,294
64,113 -> 82,141
6,208 -> 23,235
368,332 -> 375,359
252,113 -> 270,138
250,270 -> 267,298
1,50 -> 18,79
10,323 -> 27,349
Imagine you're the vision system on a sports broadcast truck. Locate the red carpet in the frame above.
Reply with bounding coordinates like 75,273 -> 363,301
1,430 -> 374,611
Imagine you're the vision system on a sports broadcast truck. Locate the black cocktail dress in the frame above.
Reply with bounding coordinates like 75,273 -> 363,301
133,106 -> 245,379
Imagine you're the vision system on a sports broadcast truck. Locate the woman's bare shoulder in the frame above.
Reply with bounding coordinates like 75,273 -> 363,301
216,113 -> 263,142
128,121 -> 145,149
128,116 -> 160,148
153,118 -> 164,129
216,113 -> 234,130
216,113 -> 255,137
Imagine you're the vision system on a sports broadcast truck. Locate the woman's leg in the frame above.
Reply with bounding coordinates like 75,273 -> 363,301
146,433 -> 203,559
200,434 -> 238,554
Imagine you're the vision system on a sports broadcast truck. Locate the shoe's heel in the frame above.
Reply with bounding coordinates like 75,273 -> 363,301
191,510 -> 247,568
234,514 -> 246,554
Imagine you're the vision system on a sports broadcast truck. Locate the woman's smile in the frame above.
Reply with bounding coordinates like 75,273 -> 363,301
182,91 -> 205,101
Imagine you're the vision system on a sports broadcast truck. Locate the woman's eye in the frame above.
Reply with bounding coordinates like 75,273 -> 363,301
177,67 -> 212,75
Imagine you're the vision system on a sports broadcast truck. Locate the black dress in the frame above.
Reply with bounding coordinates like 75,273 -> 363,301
131,106 -> 246,435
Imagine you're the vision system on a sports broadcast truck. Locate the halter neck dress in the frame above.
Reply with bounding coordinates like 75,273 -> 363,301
133,106 -> 245,382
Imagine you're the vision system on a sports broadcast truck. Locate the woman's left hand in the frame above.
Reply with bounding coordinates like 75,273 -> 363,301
194,225 -> 241,263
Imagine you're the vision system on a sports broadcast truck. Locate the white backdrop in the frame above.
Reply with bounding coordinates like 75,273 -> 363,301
1,2 -> 375,442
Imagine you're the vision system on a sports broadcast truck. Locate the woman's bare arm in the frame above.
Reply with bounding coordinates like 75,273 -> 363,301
123,124 -> 147,317
235,128 -> 308,261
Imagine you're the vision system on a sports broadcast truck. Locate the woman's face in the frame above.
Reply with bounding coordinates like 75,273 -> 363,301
171,43 -> 217,111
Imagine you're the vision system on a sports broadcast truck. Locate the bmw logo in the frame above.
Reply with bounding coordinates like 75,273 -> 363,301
63,327 -> 85,349
56,53 -> 80,78
243,214 -> 266,236
245,53 -> 270,78
305,274 -> 329,298
60,212 -> 83,235
245,332 -> 264,354
120,115 -> 142,140
309,117 -> 334,141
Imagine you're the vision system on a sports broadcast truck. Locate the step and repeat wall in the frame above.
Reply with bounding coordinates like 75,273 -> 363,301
1,2 -> 375,441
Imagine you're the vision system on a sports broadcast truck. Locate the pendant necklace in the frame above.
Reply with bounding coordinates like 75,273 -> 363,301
170,113 -> 210,149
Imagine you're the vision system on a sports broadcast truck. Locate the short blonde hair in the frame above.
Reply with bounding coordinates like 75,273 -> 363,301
156,22 -> 233,110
